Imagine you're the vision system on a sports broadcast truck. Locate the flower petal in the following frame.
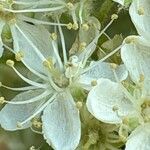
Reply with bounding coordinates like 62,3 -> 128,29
126,123 -> 150,150
80,62 -> 128,90
121,36 -> 150,83
86,78 -> 134,124
0,89 -> 46,131
129,0 -> 150,41
42,91 -> 81,150
10,21 -> 54,74
113,0 -> 124,5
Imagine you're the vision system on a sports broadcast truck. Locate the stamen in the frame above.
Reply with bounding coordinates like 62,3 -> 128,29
66,2 -> 74,10
20,15 -> 67,26
18,93 -> 57,127
82,44 -> 123,74
50,32 -> 57,41
6,60 -> 47,88
1,83 -> 40,91
4,90 -> 50,105
3,44 -> 48,81
51,41 -> 63,70
57,17 -> 67,64
3,6 -> 65,13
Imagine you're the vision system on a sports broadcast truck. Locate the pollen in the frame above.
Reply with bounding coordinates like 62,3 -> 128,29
137,7 -> 144,15
66,22 -> 73,30
72,23 -> 79,30
79,42 -> 87,51
0,97 -> 5,104
91,80 -> 97,86
16,122 -> 22,128
50,33 -> 57,40
15,51 -> 24,61
139,74 -> 145,83
67,2 -> 74,10
124,36 -> 137,44
32,118 -> 42,128
82,23 -> 89,31
110,63 -> 118,70
43,59 -> 53,70
111,14 -> 118,20
76,101 -> 83,109
6,59 -> 14,67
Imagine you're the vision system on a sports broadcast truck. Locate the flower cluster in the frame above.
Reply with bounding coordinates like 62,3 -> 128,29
0,0 -> 149,150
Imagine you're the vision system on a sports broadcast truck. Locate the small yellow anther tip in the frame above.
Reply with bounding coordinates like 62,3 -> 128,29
111,14 -> 118,20
6,59 -> 14,67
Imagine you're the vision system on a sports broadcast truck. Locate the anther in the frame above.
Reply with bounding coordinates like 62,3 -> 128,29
66,22 -> 73,30
30,146 -> 36,150
32,119 -> 42,128
15,51 -> 24,61
67,2 -> 74,10
6,59 -> 14,67
17,122 -> 22,128
82,23 -> 89,31
72,23 -> 79,30
111,14 -> 118,20
79,42 -> 87,51
112,105 -> 119,112
91,80 -> 97,86
50,33 -> 57,40
76,101 -> 83,109
110,63 -> 118,70
138,7 -> 144,15
0,97 -> 5,104
43,59 -> 53,69
124,36 -> 137,44
0,82 -> 2,87
139,74 -> 145,83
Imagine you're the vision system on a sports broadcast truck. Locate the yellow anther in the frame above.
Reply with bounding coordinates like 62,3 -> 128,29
43,59 -> 53,69
30,146 -> 36,150
124,36 -> 137,44
139,74 -> 145,83
32,119 -> 42,128
17,122 -> 22,128
67,2 -> 74,10
50,32 -> 57,40
122,117 -> 129,125
112,105 -> 119,112
82,23 -> 90,31
91,80 -> 97,86
138,7 -> 144,15
0,82 -> 2,87
66,22 -> 73,30
76,101 -> 83,109
110,63 -> 118,70
6,59 -> 14,67
79,42 -> 87,51
111,14 -> 118,20
15,51 -> 24,61
72,23 -> 79,30
0,97 -> 5,104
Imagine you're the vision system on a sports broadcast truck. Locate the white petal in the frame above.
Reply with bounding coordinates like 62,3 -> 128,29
80,62 -> 128,90
126,123 -> 150,150
86,78 -> 134,124
11,21 -> 54,74
121,36 -> 150,83
0,89 -> 46,131
0,21 -> 5,57
113,0 -> 124,5
42,91 -> 81,150
129,0 -> 150,40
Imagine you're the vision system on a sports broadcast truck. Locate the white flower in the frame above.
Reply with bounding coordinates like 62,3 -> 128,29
86,35 -> 150,149
129,0 -> 150,41
0,11 -> 128,149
